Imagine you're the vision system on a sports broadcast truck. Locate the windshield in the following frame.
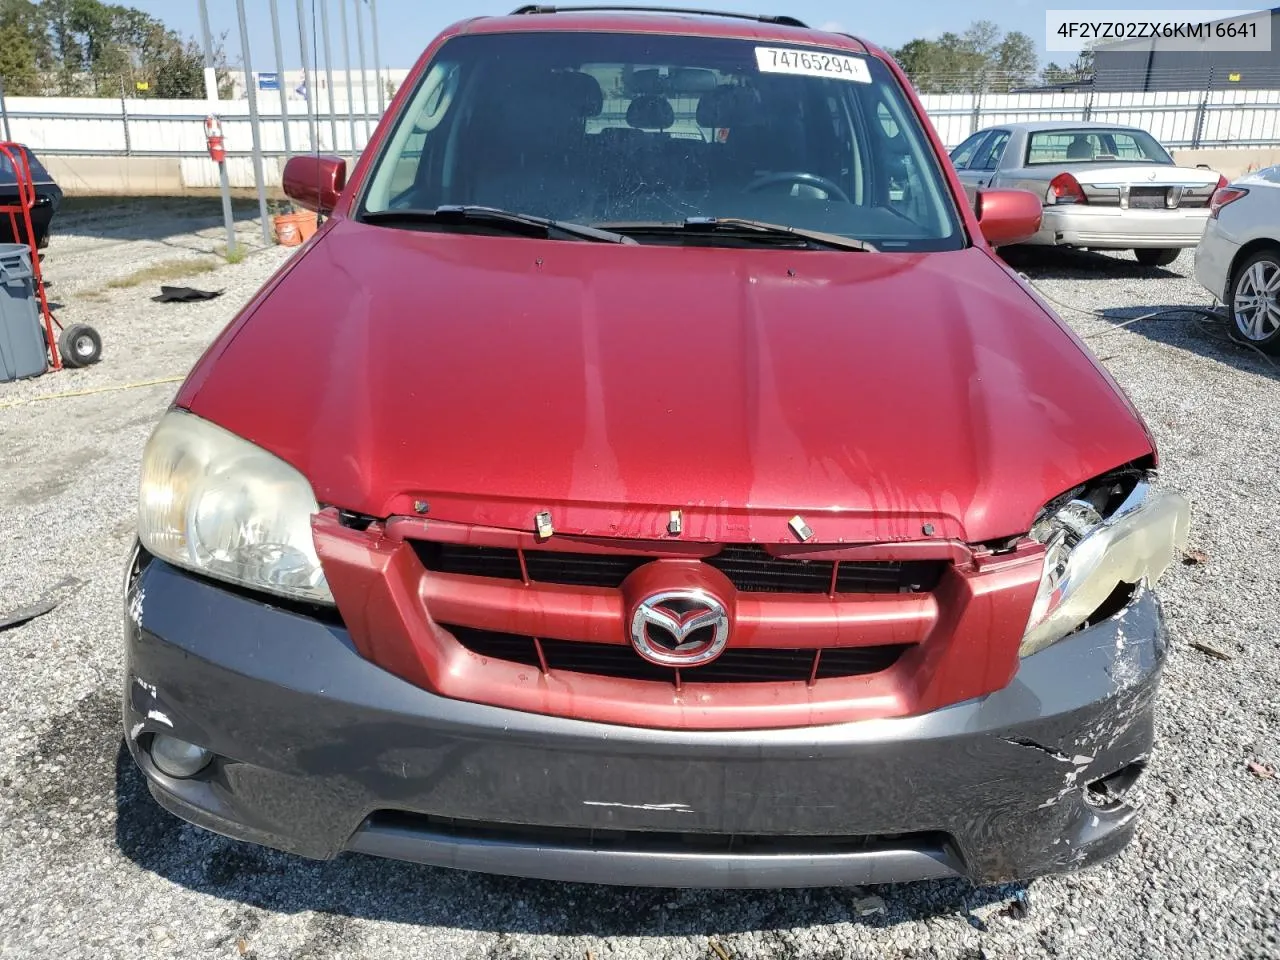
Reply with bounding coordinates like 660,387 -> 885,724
360,32 -> 962,251
1025,129 -> 1173,165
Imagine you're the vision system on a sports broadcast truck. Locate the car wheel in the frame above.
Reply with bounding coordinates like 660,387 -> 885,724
58,323 -> 102,367
1134,248 -> 1180,267
1228,249 -> 1280,354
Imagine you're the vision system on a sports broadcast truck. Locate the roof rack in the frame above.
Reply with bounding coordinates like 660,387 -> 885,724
509,6 -> 810,28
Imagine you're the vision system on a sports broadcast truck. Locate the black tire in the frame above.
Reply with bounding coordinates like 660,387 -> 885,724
1133,248 -> 1180,267
1227,249 -> 1280,355
59,323 -> 102,368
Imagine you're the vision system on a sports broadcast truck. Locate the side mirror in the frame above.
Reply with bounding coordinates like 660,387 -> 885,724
282,154 -> 347,215
975,188 -> 1043,247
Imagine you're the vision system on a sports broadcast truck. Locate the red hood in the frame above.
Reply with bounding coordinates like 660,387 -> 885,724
181,220 -> 1153,544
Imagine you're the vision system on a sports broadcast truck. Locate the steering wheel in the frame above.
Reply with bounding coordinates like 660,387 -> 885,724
744,171 -> 851,203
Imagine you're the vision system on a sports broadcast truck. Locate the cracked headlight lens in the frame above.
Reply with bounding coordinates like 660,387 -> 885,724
138,410 -> 333,604
1020,474 -> 1189,657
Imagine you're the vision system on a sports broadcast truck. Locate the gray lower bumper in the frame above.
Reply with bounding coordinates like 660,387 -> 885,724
345,821 -> 962,888
124,555 -> 1169,888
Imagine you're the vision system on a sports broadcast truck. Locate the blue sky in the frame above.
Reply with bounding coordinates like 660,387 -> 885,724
133,1 -> 1261,71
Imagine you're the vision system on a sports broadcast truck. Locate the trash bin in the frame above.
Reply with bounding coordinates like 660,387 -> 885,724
0,242 -> 48,382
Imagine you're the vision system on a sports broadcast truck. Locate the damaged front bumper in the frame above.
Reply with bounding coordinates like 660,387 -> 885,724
123,552 -> 1168,888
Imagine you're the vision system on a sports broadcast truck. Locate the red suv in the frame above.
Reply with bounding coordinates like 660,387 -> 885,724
123,6 -> 1190,888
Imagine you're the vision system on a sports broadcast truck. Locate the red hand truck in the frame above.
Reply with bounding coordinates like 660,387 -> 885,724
0,141 -> 100,371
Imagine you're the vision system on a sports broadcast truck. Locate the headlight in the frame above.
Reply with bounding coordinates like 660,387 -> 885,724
1020,473 -> 1189,656
138,410 -> 333,604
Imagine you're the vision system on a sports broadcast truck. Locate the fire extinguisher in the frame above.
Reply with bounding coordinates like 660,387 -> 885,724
204,114 -> 226,163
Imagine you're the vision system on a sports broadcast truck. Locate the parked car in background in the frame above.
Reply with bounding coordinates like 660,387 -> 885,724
1195,165 -> 1280,353
123,8 -> 1190,891
951,121 -> 1223,266
0,144 -> 62,249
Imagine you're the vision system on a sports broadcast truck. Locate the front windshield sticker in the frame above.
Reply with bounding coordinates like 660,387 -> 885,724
754,47 -> 872,83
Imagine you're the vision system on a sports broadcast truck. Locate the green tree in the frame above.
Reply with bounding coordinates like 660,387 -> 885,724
1074,46 -> 1096,76
0,0 -> 51,94
1039,44 -> 1096,87
933,32 -> 983,78
0,22 -> 41,93
961,20 -> 1001,64
891,38 -> 941,89
992,31 -> 1038,90
892,20 -> 1043,93
0,0 -> 221,97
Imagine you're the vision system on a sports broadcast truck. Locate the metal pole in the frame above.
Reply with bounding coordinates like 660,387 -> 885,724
369,0 -> 385,114
295,0 -> 317,152
269,0 -> 293,159
0,75 -> 11,142
198,0 -> 237,256
353,0 -> 370,142
236,0 -> 273,246
338,0 -> 358,163
320,0 -> 339,153
119,78 -> 132,155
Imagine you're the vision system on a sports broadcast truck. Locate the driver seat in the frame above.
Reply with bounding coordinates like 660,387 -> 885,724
695,84 -> 809,192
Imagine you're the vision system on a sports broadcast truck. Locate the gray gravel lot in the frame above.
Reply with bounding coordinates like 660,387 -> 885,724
0,204 -> 1277,959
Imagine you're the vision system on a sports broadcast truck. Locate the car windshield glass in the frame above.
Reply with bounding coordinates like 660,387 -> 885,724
1025,129 -> 1173,165
359,32 -> 962,251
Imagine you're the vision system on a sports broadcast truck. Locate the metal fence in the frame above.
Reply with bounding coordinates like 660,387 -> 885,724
0,84 -> 1277,190
900,65 -> 1280,96
902,66 -> 1280,147
0,94 -> 384,190
922,87 -> 1280,150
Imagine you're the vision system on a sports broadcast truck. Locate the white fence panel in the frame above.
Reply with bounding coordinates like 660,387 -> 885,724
919,88 -> 1280,148
2,95 -> 381,163
2,89 -> 1279,188
1201,88 -> 1280,145
5,96 -> 127,153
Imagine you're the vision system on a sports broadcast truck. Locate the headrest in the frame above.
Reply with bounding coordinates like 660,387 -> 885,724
1066,137 -> 1094,160
626,95 -> 675,131
696,86 -> 762,128
626,68 -> 665,96
549,71 -> 604,118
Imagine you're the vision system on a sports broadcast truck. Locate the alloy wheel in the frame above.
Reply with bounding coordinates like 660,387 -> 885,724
1233,259 -> 1280,341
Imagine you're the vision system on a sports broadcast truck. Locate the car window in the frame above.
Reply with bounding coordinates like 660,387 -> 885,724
361,32 -> 963,251
1025,129 -> 1173,165
949,132 -> 989,171
975,130 -> 1009,171
0,146 -> 52,185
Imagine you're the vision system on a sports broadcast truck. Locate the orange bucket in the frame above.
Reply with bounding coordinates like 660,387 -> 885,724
273,212 -> 317,246
295,213 -> 318,243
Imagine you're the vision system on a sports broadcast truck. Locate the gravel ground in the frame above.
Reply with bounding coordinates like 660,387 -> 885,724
0,207 -> 1277,960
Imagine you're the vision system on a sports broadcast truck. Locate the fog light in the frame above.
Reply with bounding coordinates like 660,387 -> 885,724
150,734 -> 212,778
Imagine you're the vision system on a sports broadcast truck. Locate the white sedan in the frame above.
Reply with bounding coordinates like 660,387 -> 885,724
950,122 -> 1224,266
1195,166 -> 1280,354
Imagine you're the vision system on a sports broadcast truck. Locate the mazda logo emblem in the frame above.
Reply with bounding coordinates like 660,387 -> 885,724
629,590 -> 730,667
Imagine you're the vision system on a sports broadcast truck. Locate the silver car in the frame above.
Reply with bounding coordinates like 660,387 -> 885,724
950,121 -> 1224,266
1194,165 -> 1280,353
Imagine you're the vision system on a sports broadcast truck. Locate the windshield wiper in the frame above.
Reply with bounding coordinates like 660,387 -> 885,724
602,217 -> 876,252
362,205 -> 635,244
